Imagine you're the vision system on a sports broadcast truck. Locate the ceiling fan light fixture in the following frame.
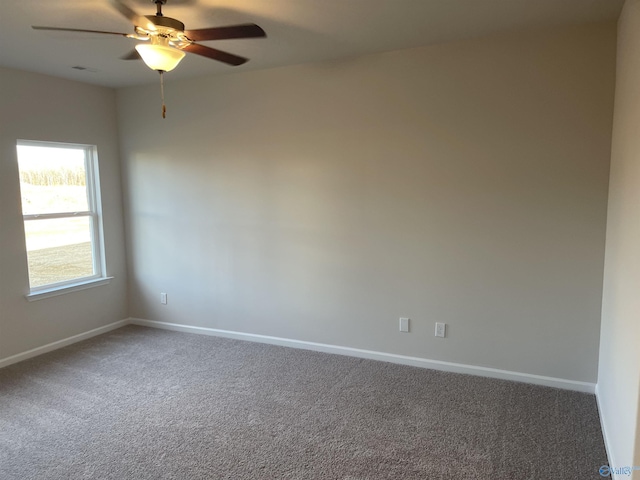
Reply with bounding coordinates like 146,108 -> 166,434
135,43 -> 185,72
32,0 -> 266,116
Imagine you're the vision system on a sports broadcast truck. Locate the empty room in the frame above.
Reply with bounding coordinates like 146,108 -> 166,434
1,0 -> 639,478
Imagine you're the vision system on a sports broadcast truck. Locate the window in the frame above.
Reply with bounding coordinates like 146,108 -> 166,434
16,140 -> 109,298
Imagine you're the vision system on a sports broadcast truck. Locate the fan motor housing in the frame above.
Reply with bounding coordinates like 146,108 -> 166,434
145,15 -> 185,32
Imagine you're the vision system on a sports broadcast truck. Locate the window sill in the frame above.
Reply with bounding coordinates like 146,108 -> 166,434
25,277 -> 114,302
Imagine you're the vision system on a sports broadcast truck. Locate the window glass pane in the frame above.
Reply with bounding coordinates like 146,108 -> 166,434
24,217 -> 95,288
17,145 -> 89,215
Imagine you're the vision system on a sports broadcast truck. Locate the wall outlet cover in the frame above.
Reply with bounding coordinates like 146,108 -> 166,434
399,317 -> 410,333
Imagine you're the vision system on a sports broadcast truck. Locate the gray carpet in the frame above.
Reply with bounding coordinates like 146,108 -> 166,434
0,325 -> 608,479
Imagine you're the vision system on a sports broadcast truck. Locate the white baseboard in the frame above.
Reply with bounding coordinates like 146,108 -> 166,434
130,318 -> 596,393
0,319 -> 130,369
0,317 -> 596,394
595,384 -> 618,479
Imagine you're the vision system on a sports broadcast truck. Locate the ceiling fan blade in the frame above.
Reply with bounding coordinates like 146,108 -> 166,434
182,43 -> 248,66
108,0 -> 154,30
120,49 -> 141,60
184,23 -> 266,42
32,26 -> 129,36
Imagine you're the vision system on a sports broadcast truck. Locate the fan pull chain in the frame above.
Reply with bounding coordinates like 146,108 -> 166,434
159,70 -> 166,119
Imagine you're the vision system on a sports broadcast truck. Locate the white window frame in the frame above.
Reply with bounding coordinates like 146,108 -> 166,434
17,140 -> 111,300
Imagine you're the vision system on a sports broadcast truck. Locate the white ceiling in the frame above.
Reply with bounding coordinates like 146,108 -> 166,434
0,0 -> 624,88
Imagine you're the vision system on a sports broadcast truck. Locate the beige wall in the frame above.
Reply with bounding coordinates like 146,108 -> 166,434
0,68 -> 128,358
117,21 -> 615,384
598,0 -> 640,474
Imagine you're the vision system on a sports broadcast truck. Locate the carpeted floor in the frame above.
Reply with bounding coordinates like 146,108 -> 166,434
0,325 -> 607,479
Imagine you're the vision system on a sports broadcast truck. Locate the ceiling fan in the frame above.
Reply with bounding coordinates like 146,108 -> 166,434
32,0 -> 266,117
33,0 -> 266,71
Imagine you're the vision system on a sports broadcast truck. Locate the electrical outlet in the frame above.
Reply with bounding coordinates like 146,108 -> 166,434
435,322 -> 446,338
160,292 -> 167,305
399,317 -> 410,333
